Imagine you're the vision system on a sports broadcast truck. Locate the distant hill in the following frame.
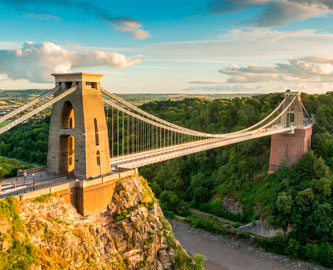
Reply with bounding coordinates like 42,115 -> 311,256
0,89 -> 257,107
107,93 -> 257,106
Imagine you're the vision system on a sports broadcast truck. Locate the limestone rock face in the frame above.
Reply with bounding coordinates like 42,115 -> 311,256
17,176 -> 186,270
221,198 -> 243,214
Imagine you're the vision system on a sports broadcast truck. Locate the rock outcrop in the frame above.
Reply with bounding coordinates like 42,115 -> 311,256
235,220 -> 290,238
0,175 -> 193,270
221,198 -> 243,214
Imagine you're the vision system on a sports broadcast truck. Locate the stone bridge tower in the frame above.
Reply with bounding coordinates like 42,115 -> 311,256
47,73 -> 111,180
269,91 -> 313,172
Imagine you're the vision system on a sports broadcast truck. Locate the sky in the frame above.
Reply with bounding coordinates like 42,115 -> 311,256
0,0 -> 333,94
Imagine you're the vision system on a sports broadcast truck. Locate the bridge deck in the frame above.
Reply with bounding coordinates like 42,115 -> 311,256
0,170 -> 74,199
111,126 -> 292,169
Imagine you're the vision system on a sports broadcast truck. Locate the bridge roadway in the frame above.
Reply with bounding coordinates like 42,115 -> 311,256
0,126 -> 293,199
0,168 -> 135,199
111,126 -> 293,169
0,172 -> 73,199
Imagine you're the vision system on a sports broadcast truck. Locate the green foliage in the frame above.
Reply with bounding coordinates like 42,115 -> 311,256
276,192 -> 293,215
159,217 -> 195,270
0,156 -> 31,178
114,205 -> 140,221
138,92 -> 333,268
0,120 -> 10,128
140,94 -> 284,221
32,193 -> 53,203
199,199 -> 251,224
193,254 -> 206,270
0,89 -> 46,99
0,197 -> 37,270
174,245 -> 194,270
0,118 -> 49,165
318,242 -> 333,268
184,215 -> 229,236
259,234 -> 288,255
259,235 -> 333,267
264,152 -> 333,241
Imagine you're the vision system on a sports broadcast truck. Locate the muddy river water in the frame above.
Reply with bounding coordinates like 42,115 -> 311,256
170,220 -> 318,270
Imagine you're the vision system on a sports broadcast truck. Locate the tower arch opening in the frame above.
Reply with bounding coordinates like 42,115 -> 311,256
59,135 -> 75,174
61,101 -> 75,129
96,150 -> 100,166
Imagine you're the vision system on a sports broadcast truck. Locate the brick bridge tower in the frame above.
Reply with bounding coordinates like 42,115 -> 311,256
47,73 -> 111,179
269,91 -> 313,172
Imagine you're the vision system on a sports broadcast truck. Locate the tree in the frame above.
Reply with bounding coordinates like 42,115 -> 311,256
276,192 -> 293,215
193,254 -> 205,270
314,177 -> 332,197
296,188 -> 314,207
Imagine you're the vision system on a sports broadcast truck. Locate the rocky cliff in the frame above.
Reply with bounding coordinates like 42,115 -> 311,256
0,175 -> 194,269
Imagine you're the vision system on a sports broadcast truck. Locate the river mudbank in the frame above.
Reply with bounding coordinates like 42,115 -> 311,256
170,219 -> 327,270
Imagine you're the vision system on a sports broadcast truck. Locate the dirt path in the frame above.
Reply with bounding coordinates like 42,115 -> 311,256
190,208 -> 236,225
170,220 -> 324,270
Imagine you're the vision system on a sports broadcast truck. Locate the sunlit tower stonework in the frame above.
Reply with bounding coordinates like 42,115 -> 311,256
47,73 -> 111,179
269,91 -> 313,172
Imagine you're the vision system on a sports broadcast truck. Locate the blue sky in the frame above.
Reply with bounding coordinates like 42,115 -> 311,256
0,0 -> 333,93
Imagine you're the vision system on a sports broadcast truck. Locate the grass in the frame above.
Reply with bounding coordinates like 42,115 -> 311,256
0,120 -> 10,128
32,193 -> 53,203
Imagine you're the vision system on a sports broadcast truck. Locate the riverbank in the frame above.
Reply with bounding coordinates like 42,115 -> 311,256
170,219 -> 327,270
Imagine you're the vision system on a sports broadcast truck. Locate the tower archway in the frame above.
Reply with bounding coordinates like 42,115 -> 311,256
59,135 -> 75,174
60,101 -> 75,129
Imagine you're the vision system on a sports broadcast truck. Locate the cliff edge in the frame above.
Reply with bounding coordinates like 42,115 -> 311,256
0,175 -> 193,269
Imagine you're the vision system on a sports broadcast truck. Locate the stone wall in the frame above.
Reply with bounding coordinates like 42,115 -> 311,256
77,177 -> 128,216
236,220 -> 290,238
5,169 -> 139,216
269,124 -> 313,172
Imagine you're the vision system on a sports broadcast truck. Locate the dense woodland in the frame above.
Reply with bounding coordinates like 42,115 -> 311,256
1,92 -> 333,266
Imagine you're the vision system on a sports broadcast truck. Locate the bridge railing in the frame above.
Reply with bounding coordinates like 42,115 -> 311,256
0,176 -> 71,199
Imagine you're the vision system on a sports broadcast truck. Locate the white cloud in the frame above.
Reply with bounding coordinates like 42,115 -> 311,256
189,80 -> 226,84
208,0 -> 269,14
300,56 -> 333,64
113,20 -> 151,40
183,83 -> 252,92
219,57 -> 333,83
140,29 -> 333,93
185,55 -> 333,93
0,74 -> 8,81
246,0 -> 330,27
290,0 -> 333,10
0,42 -> 22,50
26,12 -> 61,21
0,41 -> 142,83
208,0 -> 333,27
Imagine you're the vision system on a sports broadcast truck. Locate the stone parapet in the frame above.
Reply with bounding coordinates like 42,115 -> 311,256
2,169 -> 139,216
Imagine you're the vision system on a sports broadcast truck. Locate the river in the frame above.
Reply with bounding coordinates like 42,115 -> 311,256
170,220 -> 322,270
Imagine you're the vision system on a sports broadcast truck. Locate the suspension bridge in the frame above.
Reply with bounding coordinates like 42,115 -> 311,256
0,72 -> 313,215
